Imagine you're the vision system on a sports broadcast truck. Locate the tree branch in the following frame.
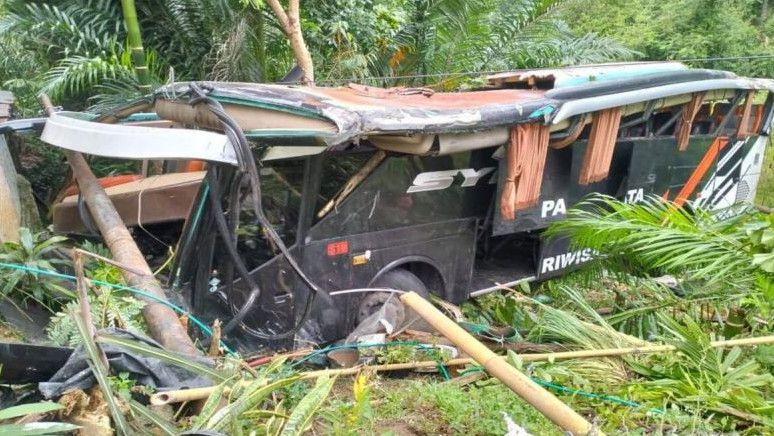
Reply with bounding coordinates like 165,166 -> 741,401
265,0 -> 290,32
264,0 -> 314,83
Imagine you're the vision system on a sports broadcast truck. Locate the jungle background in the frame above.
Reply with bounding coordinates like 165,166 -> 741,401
3,0 -> 774,435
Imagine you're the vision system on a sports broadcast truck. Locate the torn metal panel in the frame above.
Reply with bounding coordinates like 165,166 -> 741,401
41,111 -> 238,164
487,61 -> 689,89
153,82 -> 550,147
551,78 -> 774,124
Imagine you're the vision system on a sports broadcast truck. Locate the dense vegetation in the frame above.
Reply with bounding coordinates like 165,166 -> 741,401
561,0 -> 774,77
2,0 -> 774,434
0,0 -> 771,115
0,0 -> 634,113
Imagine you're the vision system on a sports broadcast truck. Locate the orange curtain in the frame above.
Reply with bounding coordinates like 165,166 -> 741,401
736,90 -> 756,138
579,107 -> 622,185
676,93 -> 705,151
500,123 -> 550,220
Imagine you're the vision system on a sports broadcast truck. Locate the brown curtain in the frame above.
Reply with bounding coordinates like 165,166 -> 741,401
500,123 -> 550,220
579,107 -> 622,185
676,93 -> 705,151
736,90 -> 756,138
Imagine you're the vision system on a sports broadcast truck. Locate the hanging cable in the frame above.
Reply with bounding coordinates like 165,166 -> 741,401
186,83 -> 330,341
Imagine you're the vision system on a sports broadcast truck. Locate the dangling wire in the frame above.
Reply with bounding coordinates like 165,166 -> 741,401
186,83 -> 330,340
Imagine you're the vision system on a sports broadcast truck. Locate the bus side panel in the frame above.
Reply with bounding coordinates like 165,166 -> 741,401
538,134 -> 769,280
493,139 -> 632,235
299,219 -> 476,342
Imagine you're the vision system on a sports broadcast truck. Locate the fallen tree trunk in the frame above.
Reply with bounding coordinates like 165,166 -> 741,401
40,95 -> 199,356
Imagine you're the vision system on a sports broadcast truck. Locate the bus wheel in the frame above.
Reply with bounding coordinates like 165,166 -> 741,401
357,269 -> 428,326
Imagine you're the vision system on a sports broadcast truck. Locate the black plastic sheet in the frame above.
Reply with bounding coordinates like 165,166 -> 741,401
39,328 -> 214,399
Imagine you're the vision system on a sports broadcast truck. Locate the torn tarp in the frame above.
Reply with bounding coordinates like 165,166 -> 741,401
39,328 -> 214,399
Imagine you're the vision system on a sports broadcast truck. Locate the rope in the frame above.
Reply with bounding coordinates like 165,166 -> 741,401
0,261 -> 237,356
458,365 -> 664,415
459,321 -> 520,343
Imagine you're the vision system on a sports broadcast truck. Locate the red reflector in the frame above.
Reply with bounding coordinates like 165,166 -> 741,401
326,241 -> 349,256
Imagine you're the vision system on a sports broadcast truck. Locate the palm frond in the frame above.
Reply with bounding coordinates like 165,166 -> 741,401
546,194 -> 758,283
41,55 -> 134,100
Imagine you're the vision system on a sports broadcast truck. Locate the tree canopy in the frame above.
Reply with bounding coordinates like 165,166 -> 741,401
560,0 -> 774,76
0,0 -> 771,113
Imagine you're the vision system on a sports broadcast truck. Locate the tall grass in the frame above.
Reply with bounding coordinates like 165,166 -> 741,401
755,138 -> 774,207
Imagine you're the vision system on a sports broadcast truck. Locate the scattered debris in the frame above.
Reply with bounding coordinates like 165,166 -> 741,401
38,329 -> 214,400
502,412 -> 532,436
57,387 -> 112,436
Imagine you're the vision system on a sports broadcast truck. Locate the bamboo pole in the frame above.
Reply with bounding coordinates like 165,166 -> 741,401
150,333 -> 774,405
400,291 -> 597,435
40,95 -> 198,356
152,385 -> 237,406
119,0 -> 151,93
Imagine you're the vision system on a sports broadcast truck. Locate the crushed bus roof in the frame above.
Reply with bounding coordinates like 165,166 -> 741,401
42,63 -> 774,162
151,63 -> 774,146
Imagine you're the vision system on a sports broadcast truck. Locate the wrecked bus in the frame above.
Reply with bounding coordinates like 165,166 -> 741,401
41,62 -> 774,350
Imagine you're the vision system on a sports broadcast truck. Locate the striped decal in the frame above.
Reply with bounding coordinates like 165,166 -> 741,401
673,137 -> 729,206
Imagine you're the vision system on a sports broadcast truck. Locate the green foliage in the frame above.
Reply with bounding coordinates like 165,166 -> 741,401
108,371 -> 154,402
628,315 -> 774,428
366,378 -> 557,434
346,373 -> 374,429
755,138 -> 774,207
46,287 -> 146,346
80,240 -> 125,285
0,228 -> 74,310
0,402 -> 80,435
560,0 -> 774,77
0,0 -> 635,112
280,375 -> 336,436
462,283 -> 534,330
305,0 -> 635,87
547,195 -> 762,283
0,0 -> 138,111
72,307 -> 131,435
373,343 -> 453,364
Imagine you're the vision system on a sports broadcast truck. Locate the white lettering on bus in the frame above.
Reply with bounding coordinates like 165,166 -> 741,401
407,167 -> 496,193
624,188 -> 644,204
541,199 -> 566,217
541,248 -> 594,274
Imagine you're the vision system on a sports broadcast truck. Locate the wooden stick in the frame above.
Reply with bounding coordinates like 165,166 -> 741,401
399,291 -> 597,435
73,250 -> 109,370
150,334 -> 774,406
152,385 -> 234,406
0,127 -> 20,243
208,319 -> 222,357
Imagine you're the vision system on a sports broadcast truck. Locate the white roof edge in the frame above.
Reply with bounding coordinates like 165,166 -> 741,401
551,78 -> 774,124
41,111 -> 238,165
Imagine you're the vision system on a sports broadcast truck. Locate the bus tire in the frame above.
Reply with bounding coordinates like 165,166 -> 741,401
356,269 -> 428,325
